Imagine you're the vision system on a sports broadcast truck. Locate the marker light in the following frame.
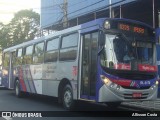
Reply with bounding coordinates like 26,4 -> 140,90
104,21 -> 110,29
100,75 -> 121,90
156,81 -> 159,85
100,75 -> 111,86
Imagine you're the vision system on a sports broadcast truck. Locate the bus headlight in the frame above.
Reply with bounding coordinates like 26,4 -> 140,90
150,81 -> 159,90
100,75 -> 111,86
100,75 -> 121,90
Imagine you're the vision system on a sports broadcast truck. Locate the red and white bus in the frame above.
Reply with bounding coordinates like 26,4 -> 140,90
2,18 -> 158,110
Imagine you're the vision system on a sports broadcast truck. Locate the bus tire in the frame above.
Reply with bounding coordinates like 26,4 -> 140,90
15,80 -> 23,98
62,84 -> 75,110
105,102 -> 121,108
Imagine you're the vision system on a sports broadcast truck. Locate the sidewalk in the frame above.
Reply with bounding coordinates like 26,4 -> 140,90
122,98 -> 160,111
0,86 -> 7,90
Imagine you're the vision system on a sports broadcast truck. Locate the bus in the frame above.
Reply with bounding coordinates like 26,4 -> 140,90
156,28 -> 160,98
2,18 -> 159,110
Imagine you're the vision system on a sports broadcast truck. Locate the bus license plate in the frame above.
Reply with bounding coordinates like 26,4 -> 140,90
132,93 -> 142,98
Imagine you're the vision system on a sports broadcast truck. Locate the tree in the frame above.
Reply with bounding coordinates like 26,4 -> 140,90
0,9 -> 40,49
10,9 -> 40,45
0,23 -> 11,49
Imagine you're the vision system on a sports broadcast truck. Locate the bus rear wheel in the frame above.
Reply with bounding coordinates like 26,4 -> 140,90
62,84 -> 75,110
15,80 -> 23,98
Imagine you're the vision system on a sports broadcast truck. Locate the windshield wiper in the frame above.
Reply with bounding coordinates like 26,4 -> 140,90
119,33 -> 134,45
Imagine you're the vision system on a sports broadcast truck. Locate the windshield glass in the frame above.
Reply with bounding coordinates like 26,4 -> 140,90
100,34 -> 155,71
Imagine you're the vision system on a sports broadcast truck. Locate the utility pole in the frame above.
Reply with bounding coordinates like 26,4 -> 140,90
152,0 -> 155,28
62,0 -> 68,28
120,5 -> 122,18
158,11 -> 160,27
109,0 -> 112,18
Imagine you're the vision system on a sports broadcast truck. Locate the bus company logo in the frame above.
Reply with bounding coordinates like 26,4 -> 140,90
130,81 -> 140,88
1,112 -> 42,118
2,112 -> 11,118
140,81 -> 151,85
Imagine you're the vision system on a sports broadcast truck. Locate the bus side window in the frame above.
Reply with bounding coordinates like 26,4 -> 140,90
45,38 -> 59,63
33,42 -> 44,63
3,53 -> 9,67
12,51 -> 17,67
23,45 -> 33,64
16,48 -> 23,65
59,33 -> 78,61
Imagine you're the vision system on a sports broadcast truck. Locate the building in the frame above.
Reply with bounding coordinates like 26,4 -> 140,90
41,0 -> 160,30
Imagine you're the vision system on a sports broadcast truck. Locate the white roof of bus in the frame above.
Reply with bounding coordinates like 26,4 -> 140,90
3,25 -> 82,52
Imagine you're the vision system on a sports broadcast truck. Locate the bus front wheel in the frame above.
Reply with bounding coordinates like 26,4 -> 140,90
62,84 -> 75,110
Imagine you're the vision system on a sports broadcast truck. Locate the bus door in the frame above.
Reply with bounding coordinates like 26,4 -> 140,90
80,32 -> 98,100
8,51 -> 16,89
156,28 -> 160,98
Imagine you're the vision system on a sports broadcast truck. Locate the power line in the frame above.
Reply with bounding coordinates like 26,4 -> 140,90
67,0 -> 105,16
68,0 -> 127,20
41,0 -> 128,29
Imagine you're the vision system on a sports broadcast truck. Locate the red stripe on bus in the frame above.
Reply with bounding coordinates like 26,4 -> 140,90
19,67 -> 27,92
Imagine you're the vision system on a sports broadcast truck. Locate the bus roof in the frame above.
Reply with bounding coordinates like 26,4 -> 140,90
3,18 -> 154,53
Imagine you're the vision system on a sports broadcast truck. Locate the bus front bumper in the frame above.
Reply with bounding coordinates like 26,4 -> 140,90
98,84 -> 158,102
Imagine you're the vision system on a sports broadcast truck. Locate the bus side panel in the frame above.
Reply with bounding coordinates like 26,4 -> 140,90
2,68 -> 9,88
16,64 -> 59,96
16,62 -> 78,98
33,63 -> 59,96
57,60 -> 78,100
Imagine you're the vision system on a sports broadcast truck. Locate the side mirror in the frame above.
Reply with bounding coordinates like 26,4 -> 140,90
99,31 -> 105,46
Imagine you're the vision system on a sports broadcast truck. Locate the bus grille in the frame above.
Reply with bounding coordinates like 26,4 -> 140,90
121,86 -> 150,90
116,73 -> 155,80
123,93 -> 149,99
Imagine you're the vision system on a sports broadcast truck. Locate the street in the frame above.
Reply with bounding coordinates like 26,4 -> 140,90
0,89 -> 159,120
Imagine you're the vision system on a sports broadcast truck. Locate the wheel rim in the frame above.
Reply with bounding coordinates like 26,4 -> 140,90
64,89 -> 72,108
15,82 -> 19,96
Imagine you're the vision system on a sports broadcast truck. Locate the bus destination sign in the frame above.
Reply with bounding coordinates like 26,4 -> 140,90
118,23 -> 145,34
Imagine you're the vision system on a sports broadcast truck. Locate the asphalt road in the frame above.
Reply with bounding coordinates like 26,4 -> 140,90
0,88 -> 159,120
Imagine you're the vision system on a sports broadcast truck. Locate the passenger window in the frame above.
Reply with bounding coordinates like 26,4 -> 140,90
45,38 -> 59,62
61,33 -> 78,48
3,53 -> 9,67
16,48 -> 23,65
33,42 -> 44,63
17,48 -> 22,57
23,45 -> 33,64
46,38 -> 59,51
25,45 -> 33,55
60,33 -> 78,61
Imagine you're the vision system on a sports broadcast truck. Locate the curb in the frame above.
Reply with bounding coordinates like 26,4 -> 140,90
0,86 -> 8,90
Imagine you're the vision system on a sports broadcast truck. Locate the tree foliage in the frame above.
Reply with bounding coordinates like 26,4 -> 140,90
0,9 -> 40,50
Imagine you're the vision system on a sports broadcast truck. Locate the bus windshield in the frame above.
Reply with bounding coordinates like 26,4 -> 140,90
100,34 -> 155,71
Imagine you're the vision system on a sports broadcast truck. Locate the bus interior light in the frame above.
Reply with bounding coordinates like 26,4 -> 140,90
104,21 -> 110,29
